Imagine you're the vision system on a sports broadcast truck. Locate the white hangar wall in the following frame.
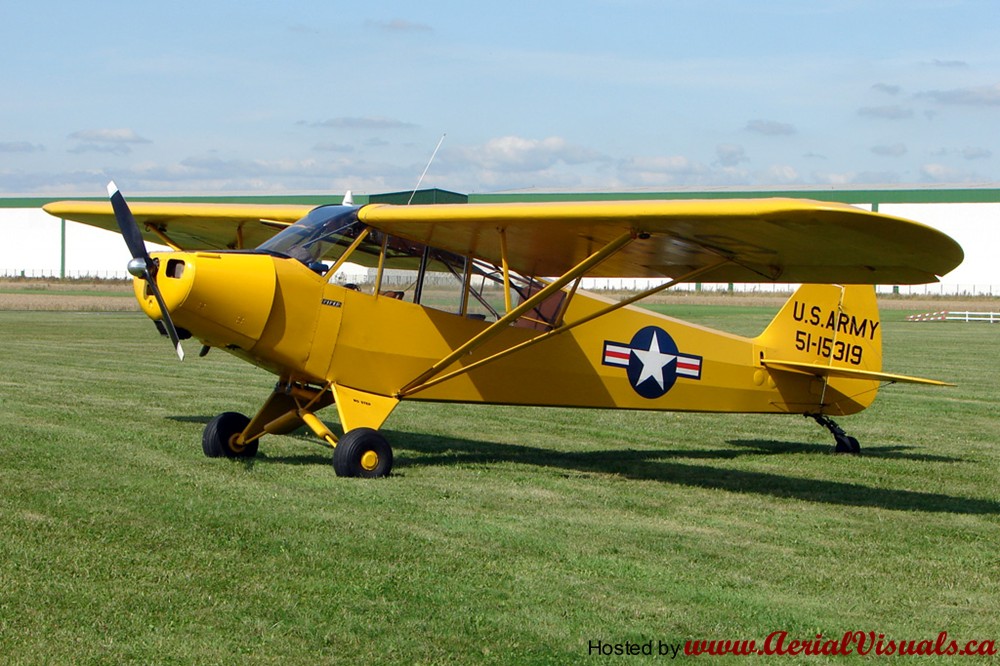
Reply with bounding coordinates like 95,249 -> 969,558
0,207 -> 151,278
879,203 -> 999,295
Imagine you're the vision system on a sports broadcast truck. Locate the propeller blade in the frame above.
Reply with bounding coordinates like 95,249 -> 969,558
106,181 -> 185,361
145,274 -> 186,361
107,181 -> 151,265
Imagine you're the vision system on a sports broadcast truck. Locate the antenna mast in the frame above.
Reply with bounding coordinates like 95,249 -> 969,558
408,133 -> 446,205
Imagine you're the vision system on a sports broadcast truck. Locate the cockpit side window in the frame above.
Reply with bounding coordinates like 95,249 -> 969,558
378,239 -> 563,328
258,207 -> 565,329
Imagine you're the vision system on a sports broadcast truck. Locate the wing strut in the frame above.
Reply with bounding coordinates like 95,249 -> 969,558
396,230 -> 636,397
144,224 -> 183,251
397,257 -> 733,398
324,228 -> 371,279
499,228 -> 514,312
373,233 -> 390,298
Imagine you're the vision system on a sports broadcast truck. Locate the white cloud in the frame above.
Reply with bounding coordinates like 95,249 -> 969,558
872,83 -> 902,96
68,144 -> 134,156
308,117 -> 417,130
857,105 -> 914,120
618,155 -> 704,180
761,164 -> 799,184
455,136 -> 606,173
0,141 -> 44,153
745,119 -> 796,136
816,170 -> 866,186
715,144 -> 748,167
920,163 -> 963,182
313,142 -> 354,153
365,18 -> 433,33
962,147 -> 992,160
67,128 -> 151,156
920,83 -> 1000,107
68,129 -> 151,144
871,143 -> 908,157
931,59 -> 969,69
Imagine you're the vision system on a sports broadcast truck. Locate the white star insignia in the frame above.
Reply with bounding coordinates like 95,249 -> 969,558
631,333 -> 676,389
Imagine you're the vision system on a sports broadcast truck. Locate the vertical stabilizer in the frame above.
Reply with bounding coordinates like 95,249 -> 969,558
755,284 -> 883,415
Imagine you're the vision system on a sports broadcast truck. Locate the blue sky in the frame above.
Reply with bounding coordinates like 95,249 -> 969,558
2,0 -> 999,196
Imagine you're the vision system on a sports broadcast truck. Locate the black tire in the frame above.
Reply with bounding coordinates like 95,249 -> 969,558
834,433 -> 861,455
203,411 -> 257,458
333,427 -> 393,478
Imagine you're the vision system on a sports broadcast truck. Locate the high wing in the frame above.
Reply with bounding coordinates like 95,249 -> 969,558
42,201 -> 314,251
359,199 -> 963,284
43,197 -> 963,284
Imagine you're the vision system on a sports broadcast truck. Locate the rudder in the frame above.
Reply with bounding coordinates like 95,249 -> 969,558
755,284 -> 882,415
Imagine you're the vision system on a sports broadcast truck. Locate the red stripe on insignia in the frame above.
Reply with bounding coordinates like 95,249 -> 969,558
603,343 -> 632,367
676,355 -> 702,378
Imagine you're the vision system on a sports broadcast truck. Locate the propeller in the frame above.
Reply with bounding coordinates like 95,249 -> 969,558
107,181 -> 185,360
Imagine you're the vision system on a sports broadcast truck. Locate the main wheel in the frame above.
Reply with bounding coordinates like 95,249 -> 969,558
333,427 -> 393,478
203,411 -> 258,458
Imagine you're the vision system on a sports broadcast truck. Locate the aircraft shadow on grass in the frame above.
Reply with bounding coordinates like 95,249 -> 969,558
169,415 -> 994,515
725,438 -> 964,463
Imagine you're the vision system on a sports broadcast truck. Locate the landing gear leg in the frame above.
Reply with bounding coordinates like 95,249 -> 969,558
808,413 -> 861,454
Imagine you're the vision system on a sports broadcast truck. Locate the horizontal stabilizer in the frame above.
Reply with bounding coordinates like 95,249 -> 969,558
762,359 -> 955,386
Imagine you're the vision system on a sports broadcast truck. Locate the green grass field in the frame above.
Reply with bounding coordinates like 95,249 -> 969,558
1,305 -> 997,664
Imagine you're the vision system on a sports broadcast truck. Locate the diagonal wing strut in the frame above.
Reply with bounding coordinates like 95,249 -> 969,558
396,258 -> 732,398
396,231 -> 635,397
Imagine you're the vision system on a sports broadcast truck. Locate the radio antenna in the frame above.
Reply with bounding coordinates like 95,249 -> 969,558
408,133 -> 446,205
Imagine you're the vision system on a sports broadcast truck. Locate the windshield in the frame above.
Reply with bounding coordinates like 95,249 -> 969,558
256,205 -> 366,265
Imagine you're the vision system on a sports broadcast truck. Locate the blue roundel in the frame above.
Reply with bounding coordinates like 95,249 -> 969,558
626,326 -> 680,399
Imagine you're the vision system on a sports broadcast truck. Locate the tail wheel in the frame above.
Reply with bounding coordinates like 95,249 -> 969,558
834,433 -> 861,454
333,427 -> 393,478
203,411 -> 258,458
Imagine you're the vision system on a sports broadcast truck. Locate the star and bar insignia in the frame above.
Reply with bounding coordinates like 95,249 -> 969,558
602,326 -> 702,399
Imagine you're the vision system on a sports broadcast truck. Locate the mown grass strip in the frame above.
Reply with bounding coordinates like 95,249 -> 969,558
0,309 -> 996,664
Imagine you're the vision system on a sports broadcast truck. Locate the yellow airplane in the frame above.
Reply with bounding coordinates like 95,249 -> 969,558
43,185 -> 963,477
